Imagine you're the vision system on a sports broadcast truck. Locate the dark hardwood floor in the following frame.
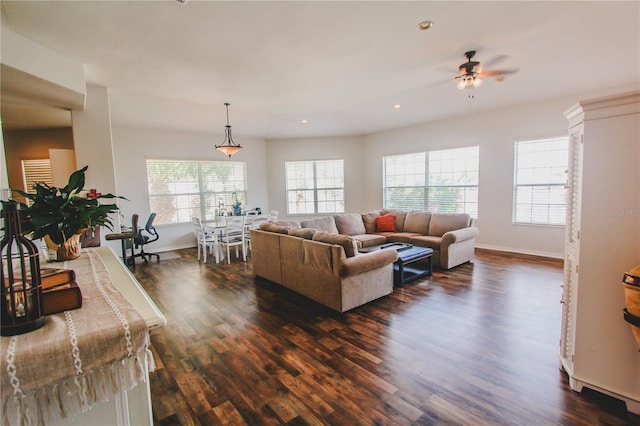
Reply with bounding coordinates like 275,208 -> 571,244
130,248 -> 638,425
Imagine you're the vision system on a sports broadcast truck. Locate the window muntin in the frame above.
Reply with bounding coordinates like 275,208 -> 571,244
146,159 -> 247,224
285,159 -> 344,215
383,146 -> 479,217
513,137 -> 568,225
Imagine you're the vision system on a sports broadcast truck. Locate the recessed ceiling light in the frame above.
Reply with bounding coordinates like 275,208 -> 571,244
392,104 -> 401,109
496,76 -> 505,82
417,20 -> 433,31
300,119 -> 308,124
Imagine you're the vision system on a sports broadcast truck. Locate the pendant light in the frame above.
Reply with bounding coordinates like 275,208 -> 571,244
215,103 -> 242,158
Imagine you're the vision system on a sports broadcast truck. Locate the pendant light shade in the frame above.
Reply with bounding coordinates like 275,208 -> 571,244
215,103 -> 242,158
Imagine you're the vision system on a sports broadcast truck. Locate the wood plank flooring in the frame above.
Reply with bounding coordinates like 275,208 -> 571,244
130,248 -> 638,425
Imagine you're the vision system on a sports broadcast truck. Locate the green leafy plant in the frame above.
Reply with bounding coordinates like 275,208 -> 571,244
16,166 -> 125,246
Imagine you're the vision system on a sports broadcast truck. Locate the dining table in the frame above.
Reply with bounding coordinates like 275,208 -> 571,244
202,215 -> 267,263
201,219 -> 228,263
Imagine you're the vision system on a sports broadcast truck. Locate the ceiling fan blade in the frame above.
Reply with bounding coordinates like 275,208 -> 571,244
478,68 -> 519,77
425,77 -> 456,88
435,64 -> 460,75
482,54 -> 510,70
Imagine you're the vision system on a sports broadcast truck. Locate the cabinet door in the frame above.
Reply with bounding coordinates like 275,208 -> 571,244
565,124 -> 583,249
560,123 -> 583,375
560,248 -> 579,373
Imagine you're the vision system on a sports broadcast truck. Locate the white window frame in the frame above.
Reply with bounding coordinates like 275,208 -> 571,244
285,159 -> 344,215
146,159 -> 247,224
513,136 -> 568,226
383,146 -> 479,217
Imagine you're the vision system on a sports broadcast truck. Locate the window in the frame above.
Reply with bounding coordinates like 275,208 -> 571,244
383,146 -> 479,217
22,159 -> 53,200
146,159 -> 247,224
285,159 -> 344,215
513,137 -> 568,225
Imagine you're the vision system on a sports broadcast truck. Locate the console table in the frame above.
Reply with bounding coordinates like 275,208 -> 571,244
1,246 -> 167,425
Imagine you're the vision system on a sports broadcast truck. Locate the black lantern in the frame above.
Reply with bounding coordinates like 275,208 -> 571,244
1,201 -> 45,336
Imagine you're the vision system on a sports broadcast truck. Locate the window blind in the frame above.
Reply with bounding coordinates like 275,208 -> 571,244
22,159 -> 53,195
383,147 -> 479,217
513,137 -> 568,225
146,159 -> 247,224
285,159 -> 344,215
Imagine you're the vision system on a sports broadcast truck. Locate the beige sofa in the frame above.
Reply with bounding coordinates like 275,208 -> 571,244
300,210 -> 479,270
251,225 -> 398,312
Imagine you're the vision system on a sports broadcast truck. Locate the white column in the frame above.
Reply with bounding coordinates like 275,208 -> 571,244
71,85 -> 123,246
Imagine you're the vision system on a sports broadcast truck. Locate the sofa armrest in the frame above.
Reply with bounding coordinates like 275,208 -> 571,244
339,249 -> 398,277
441,226 -> 480,246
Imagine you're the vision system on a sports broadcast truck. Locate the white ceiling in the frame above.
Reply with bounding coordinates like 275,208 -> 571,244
1,0 -> 639,139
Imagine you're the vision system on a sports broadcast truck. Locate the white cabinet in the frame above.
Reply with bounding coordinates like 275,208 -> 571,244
560,91 -> 640,414
559,121 -> 584,379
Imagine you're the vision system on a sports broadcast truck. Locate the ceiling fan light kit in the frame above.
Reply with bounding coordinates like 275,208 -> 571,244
454,50 -> 514,91
456,74 -> 482,90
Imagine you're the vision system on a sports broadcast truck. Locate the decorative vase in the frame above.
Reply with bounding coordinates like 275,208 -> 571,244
622,265 -> 640,351
44,231 -> 85,261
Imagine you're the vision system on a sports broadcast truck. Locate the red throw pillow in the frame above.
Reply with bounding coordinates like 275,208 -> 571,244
375,213 -> 396,232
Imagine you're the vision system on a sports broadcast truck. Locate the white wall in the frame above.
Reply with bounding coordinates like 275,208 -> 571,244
265,135 -> 367,222
111,126 -> 268,251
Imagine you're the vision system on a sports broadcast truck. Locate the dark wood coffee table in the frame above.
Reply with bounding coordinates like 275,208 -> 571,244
360,243 -> 433,286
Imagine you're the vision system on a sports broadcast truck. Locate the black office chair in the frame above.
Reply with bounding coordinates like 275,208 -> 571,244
133,213 -> 160,264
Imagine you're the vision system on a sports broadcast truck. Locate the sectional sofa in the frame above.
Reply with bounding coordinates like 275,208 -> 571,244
301,210 -> 479,270
250,226 -> 398,312
250,209 -> 478,312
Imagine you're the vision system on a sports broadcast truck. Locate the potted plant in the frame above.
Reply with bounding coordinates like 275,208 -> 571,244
15,166 -> 124,261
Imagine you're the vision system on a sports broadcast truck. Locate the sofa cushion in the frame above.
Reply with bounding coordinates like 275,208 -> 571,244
428,213 -> 471,237
375,213 -> 397,232
361,210 -> 383,233
259,223 -> 292,234
300,216 -> 339,234
334,213 -> 366,236
312,231 -> 358,258
403,211 -> 431,235
288,227 -> 317,239
272,221 -> 301,229
351,233 -> 387,248
408,235 -> 442,250
387,233 -> 422,244
382,209 -> 407,231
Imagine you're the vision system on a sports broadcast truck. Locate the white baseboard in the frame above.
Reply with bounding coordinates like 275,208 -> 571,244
475,244 -> 563,260
147,243 -> 195,253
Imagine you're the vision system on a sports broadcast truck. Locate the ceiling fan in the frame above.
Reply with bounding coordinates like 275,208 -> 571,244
454,50 -> 518,90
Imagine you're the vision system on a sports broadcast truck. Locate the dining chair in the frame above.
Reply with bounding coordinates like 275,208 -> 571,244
219,216 -> 247,263
243,213 -> 267,256
192,217 -> 217,263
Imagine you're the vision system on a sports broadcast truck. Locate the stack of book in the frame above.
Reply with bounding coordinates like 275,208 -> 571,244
40,268 -> 82,315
